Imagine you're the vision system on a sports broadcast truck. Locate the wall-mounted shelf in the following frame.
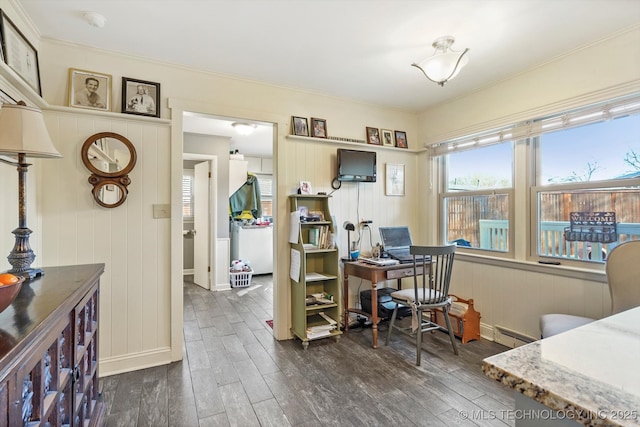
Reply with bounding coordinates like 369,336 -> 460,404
286,134 -> 421,153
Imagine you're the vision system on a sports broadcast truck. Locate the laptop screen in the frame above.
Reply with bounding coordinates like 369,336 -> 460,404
379,226 -> 412,251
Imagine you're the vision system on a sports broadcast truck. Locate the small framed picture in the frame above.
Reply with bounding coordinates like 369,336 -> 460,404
292,116 -> 309,136
299,180 -> 312,195
122,77 -> 161,117
366,127 -> 381,145
0,11 -> 41,95
395,130 -> 408,148
69,68 -> 111,111
311,117 -> 327,138
0,88 -> 17,105
381,129 -> 394,147
386,163 -> 405,196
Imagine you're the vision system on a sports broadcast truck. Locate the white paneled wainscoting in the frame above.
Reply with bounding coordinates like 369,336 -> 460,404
38,107 -> 173,376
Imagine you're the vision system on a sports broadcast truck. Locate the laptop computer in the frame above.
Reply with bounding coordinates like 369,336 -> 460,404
379,226 -> 421,264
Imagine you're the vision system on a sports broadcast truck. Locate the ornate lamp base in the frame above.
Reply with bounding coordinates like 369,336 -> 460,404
7,227 -> 44,281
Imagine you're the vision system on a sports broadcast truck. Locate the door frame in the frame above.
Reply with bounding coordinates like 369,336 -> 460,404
169,98 -> 283,362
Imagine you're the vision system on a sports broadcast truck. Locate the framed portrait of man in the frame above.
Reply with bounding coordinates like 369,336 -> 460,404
122,77 -> 161,118
69,68 -> 111,111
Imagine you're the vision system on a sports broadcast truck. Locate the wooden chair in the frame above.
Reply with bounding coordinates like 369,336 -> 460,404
385,245 -> 458,365
539,240 -> 640,338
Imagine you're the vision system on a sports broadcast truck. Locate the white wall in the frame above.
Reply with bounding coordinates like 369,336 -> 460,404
39,108 -> 172,375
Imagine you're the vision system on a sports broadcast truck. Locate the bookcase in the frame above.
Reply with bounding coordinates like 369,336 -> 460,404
289,195 -> 342,349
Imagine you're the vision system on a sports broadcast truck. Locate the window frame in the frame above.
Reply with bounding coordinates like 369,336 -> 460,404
435,92 -> 640,270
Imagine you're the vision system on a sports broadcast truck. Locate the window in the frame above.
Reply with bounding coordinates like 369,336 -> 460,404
532,110 -> 640,263
182,169 -> 194,219
436,93 -> 640,266
441,141 -> 513,253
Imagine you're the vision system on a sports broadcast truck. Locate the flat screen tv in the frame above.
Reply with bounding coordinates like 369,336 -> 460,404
337,148 -> 376,182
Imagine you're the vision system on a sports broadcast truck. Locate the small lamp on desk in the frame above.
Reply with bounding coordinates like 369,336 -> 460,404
0,102 -> 62,280
343,221 -> 358,260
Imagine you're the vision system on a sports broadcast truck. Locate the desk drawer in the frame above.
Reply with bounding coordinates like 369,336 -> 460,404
386,265 -> 423,279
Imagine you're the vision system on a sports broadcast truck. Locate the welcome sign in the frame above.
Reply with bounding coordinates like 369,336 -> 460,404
564,211 -> 618,243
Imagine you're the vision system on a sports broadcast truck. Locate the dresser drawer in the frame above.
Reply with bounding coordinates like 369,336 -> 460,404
386,265 -> 424,279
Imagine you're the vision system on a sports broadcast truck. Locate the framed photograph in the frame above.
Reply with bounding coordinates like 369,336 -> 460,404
299,180 -> 312,195
292,116 -> 309,136
310,117 -> 327,138
69,68 -> 111,111
395,130 -> 408,148
366,127 -> 381,145
0,11 -> 41,95
122,77 -> 161,117
386,163 -> 405,196
381,129 -> 394,147
0,88 -> 16,105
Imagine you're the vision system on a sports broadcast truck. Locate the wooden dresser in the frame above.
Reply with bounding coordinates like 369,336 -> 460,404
0,264 -> 105,426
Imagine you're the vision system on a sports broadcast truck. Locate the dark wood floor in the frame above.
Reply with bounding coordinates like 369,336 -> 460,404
100,275 -> 515,426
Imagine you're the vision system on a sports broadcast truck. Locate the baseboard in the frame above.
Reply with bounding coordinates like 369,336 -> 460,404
183,269 -> 194,275
215,282 -> 231,291
99,347 -> 173,377
493,324 -> 537,348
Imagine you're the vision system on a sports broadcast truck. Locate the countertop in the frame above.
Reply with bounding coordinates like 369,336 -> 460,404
483,307 -> 640,426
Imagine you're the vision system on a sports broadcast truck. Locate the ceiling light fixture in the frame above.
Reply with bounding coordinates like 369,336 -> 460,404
232,122 -> 257,136
412,36 -> 469,87
83,11 -> 106,28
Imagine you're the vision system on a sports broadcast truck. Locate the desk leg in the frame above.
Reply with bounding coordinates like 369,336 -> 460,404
343,270 -> 350,331
371,283 -> 378,348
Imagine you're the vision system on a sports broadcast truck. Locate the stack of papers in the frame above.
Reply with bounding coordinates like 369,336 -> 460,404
306,312 -> 338,339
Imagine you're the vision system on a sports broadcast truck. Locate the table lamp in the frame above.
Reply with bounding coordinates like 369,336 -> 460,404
0,102 -> 62,280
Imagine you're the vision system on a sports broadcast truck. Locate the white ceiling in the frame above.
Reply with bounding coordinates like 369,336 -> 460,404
17,0 -> 640,157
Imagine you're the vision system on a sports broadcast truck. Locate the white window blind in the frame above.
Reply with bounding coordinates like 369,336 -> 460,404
430,93 -> 640,156
182,170 -> 194,218
256,174 -> 272,197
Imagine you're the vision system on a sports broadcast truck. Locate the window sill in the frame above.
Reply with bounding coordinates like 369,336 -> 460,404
455,251 -> 607,283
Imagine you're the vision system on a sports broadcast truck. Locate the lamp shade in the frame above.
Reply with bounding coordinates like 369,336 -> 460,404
412,35 -> 469,86
414,51 -> 469,83
0,103 -> 62,158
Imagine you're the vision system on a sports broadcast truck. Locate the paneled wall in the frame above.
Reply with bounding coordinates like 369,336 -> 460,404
38,108 -> 172,375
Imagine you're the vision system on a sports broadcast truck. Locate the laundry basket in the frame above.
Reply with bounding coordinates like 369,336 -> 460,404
230,268 -> 253,288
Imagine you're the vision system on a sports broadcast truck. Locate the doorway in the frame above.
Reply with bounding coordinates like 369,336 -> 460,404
182,154 -> 218,290
181,113 -> 274,292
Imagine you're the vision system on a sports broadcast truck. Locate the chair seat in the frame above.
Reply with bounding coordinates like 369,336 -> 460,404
390,288 -> 447,305
539,313 -> 595,338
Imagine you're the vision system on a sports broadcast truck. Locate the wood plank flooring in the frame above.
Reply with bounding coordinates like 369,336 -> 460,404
100,275 -> 515,426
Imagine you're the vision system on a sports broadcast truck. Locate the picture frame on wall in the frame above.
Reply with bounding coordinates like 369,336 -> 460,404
395,130 -> 408,148
122,77 -> 161,117
0,10 -> 41,95
381,129 -> 394,147
310,117 -> 327,138
292,116 -> 309,136
68,68 -> 111,111
366,127 -> 381,145
0,88 -> 16,105
386,163 -> 405,196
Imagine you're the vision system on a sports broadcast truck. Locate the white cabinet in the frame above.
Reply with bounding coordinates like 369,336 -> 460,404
229,157 -> 248,195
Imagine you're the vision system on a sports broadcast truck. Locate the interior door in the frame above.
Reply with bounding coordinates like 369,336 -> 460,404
193,161 -> 210,289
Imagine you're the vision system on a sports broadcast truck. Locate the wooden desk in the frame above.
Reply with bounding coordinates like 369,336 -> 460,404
343,260 -> 424,348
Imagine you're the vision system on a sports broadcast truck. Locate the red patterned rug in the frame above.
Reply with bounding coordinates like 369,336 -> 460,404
266,320 -> 273,329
